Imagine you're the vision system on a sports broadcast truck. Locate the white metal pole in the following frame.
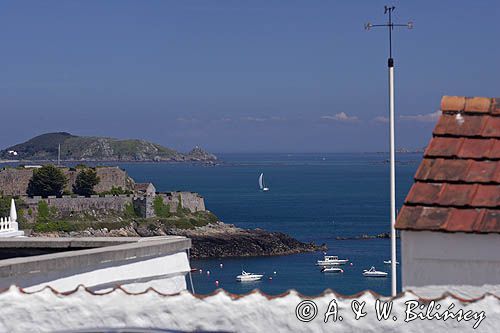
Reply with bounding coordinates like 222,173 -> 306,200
389,58 -> 397,297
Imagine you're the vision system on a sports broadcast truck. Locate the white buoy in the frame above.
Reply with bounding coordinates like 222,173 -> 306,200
207,270 -> 210,275
220,263 -> 223,268
273,271 -> 277,275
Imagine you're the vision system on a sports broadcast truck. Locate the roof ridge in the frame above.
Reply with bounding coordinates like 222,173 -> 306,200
441,96 -> 499,114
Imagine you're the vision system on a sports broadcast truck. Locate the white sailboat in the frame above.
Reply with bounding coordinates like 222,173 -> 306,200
259,173 -> 270,192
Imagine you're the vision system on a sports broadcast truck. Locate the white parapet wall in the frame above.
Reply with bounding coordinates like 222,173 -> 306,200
0,236 -> 192,294
0,288 -> 497,332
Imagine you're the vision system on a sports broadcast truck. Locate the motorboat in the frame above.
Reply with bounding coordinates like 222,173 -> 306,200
316,255 -> 349,266
383,260 -> 400,265
321,267 -> 344,273
236,270 -> 264,282
362,266 -> 388,277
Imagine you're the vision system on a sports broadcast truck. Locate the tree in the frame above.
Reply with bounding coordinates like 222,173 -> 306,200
73,168 -> 100,196
27,165 -> 67,197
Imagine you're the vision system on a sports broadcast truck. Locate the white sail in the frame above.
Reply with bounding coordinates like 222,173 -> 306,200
259,173 -> 264,189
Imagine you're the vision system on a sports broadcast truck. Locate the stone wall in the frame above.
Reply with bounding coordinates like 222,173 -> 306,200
159,192 -> 205,213
133,196 -> 155,219
23,195 -> 134,222
19,192 -> 206,222
0,166 -> 134,197
0,168 -> 33,197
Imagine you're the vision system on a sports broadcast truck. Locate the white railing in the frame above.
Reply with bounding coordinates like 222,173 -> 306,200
0,216 -> 14,232
0,199 -> 24,237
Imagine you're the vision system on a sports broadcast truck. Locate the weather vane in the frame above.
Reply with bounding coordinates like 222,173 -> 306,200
365,6 -> 413,297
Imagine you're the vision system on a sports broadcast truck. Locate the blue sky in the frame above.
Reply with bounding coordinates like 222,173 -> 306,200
1,0 -> 499,153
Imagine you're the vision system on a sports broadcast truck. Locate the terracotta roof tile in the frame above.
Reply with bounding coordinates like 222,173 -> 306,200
414,159 -> 499,183
396,206 -> 423,229
418,206 -> 452,230
479,210 -> 500,233
441,96 -> 465,112
405,182 -> 442,205
396,95 -> 500,233
424,137 -> 463,157
471,185 -> 500,207
464,97 -> 492,113
482,117 -> 500,138
459,138 -> 494,159
493,98 -> 500,115
467,160 -> 498,183
426,159 -> 469,182
441,96 -> 497,114
425,137 -> 500,159
444,209 -> 482,232
433,114 -> 489,138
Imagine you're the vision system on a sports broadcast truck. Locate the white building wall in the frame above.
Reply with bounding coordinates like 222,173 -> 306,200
401,230 -> 500,288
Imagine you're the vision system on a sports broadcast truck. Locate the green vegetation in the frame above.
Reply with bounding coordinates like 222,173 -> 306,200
27,165 -> 67,197
36,200 -> 58,223
73,168 -> 100,196
0,196 -> 26,217
153,196 -> 171,218
123,203 -> 139,218
100,186 -> 133,196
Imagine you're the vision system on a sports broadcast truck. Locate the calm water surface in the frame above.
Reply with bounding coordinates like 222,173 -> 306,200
118,153 -> 419,296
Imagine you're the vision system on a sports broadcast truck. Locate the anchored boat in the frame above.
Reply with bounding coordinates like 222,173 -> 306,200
236,270 -> 264,282
383,260 -> 399,265
316,255 -> 349,266
321,267 -> 344,273
362,266 -> 388,277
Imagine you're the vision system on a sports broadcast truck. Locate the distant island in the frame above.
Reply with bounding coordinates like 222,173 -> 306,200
0,132 -> 217,163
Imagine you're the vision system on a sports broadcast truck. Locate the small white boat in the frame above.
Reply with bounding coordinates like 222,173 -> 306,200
316,255 -> 349,266
363,266 -> 388,277
259,173 -> 270,192
383,260 -> 400,265
321,267 -> 344,273
236,270 -> 264,282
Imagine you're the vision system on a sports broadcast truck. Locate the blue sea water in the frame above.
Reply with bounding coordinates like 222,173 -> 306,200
119,153 -> 420,297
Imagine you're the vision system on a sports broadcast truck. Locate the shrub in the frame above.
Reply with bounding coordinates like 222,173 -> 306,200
101,186 -> 133,196
153,196 -> 171,218
73,168 -> 100,196
123,203 -> 139,218
27,165 -> 67,197
36,201 -> 58,224
34,221 -> 75,233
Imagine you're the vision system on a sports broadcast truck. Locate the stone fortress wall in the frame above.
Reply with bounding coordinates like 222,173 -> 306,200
0,166 -> 133,197
0,166 -> 206,222
20,192 -> 205,223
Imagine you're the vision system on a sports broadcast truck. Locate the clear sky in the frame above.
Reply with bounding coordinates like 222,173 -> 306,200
1,0 -> 499,153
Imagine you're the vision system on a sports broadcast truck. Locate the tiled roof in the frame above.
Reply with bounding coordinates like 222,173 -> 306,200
396,96 -> 500,233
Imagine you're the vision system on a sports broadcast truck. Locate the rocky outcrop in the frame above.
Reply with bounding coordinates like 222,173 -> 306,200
30,222 -> 327,259
170,223 -> 326,258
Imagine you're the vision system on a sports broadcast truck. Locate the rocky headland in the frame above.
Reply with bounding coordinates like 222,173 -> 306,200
0,132 -> 217,163
30,221 -> 327,259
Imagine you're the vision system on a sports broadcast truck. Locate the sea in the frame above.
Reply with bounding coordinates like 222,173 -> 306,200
118,152 -> 421,297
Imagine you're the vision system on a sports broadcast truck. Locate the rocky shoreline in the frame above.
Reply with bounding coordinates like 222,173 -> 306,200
31,222 -> 327,259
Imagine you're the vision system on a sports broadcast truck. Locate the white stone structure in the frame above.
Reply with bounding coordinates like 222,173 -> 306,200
0,199 -> 24,238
